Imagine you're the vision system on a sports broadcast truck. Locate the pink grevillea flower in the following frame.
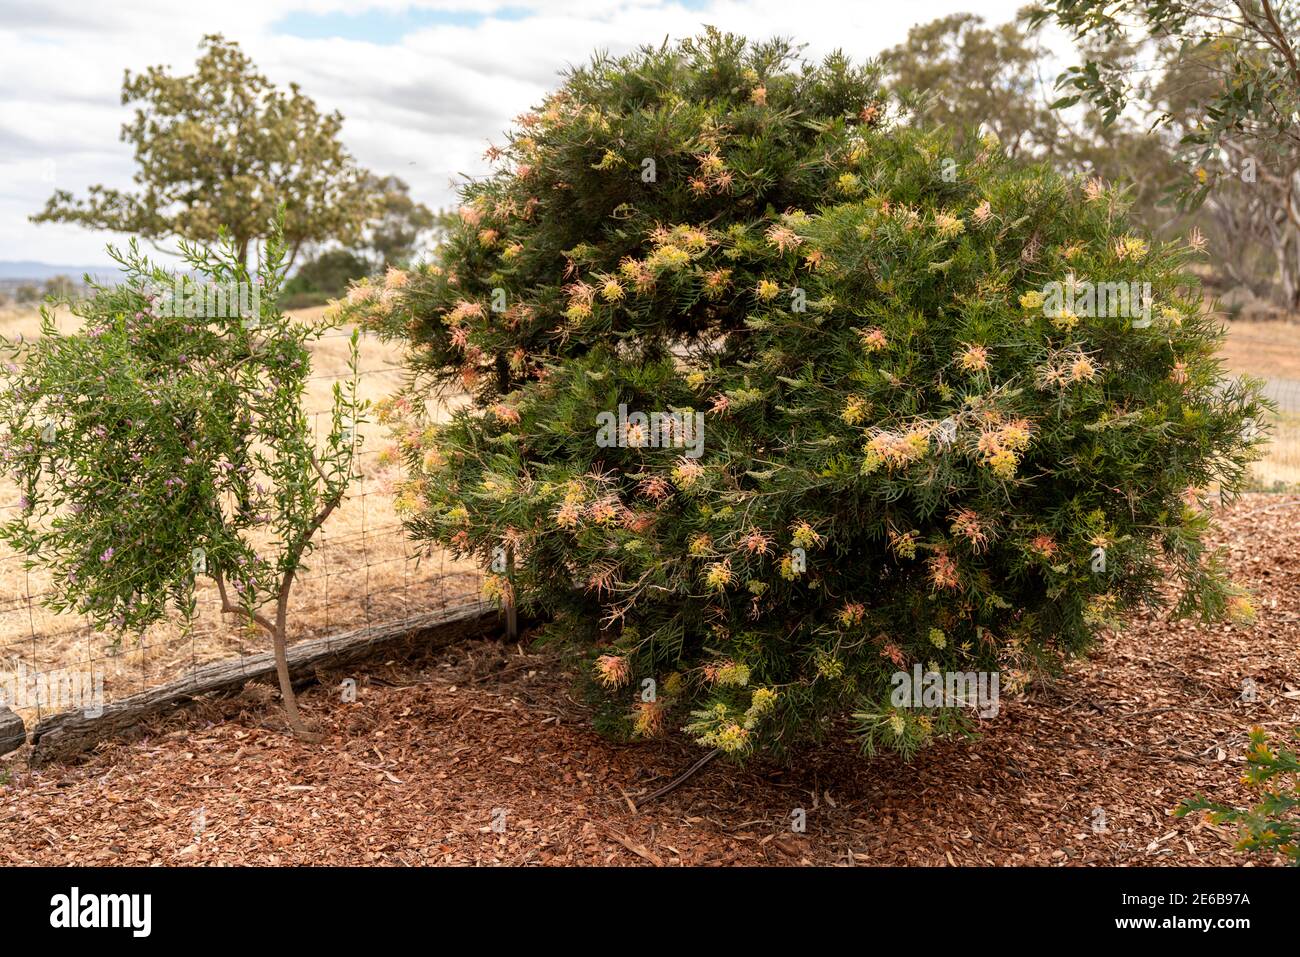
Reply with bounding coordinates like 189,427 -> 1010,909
594,654 -> 630,689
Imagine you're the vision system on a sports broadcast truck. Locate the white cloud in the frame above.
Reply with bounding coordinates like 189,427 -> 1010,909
0,0 -> 1026,265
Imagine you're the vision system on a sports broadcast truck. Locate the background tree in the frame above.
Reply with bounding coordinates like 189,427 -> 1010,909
31,35 -> 377,272
358,174 -> 437,270
278,175 -> 436,308
882,13 -> 1192,239
41,275 -> 78,300
1031,0 -> 1300,307
277,175 -> 436,308
881,13 -> 1069,159
1143,31 -> 1300,303
282,249 -> 373,302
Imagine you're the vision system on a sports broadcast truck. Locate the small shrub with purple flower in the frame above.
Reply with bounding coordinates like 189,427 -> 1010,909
0,221 -> 365,736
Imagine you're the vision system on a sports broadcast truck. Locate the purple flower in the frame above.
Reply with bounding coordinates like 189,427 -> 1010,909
100,547 -> 114,563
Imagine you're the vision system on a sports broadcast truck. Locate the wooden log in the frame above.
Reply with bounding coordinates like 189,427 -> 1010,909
28,602 -> 501,766
0,703 -> 24,757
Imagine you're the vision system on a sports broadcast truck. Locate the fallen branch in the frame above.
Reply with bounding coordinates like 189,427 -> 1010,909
632,748 -> 721,810
606,829 -> 665,866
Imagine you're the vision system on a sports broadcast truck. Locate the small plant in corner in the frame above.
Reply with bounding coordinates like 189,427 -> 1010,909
1178,726 -> 1300,865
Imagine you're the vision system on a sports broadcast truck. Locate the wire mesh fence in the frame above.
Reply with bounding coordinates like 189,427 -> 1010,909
1258,376 -> 1300,413
0,325 -> 486,727
1249,377 -> 1300,490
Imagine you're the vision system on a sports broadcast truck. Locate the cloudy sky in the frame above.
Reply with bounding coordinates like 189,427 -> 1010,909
0,0 -> 1028,266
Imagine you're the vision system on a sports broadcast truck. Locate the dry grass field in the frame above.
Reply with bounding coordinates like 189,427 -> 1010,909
0,303 -> 480,723
1219,318 -> 1300,380
1220,319 -> 1300,488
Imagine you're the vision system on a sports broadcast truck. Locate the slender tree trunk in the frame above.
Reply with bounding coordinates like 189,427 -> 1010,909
1273,228 -> 1298,310
272,567 -> 319,741
1293,234 -> 1300,312
216,568 -> 318,741
267,483 -> 343,741
269,626 -> 311,738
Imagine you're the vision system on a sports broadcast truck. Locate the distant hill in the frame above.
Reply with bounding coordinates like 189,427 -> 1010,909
0,261 -> 116,282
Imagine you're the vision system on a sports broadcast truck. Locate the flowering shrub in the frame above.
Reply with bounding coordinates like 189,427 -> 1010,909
0,227 -> 364,737
337,31 -> 1267,760
1178,726 -> 1300,865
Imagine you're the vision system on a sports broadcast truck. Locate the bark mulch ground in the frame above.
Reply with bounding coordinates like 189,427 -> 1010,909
2,494 -> 1298,866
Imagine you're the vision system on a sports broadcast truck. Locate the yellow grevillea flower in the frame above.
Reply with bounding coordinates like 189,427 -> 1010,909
633,701 -> 665,738
1114,235 -> 1148,260
671,456 -> 704,489
705,561 -> 733,591
958,343 -> 990,373
1227,594 -> 1256,625
715,723 -> 750,753
747,687 -> 778,719
841,396 -> 868,425
1052,309 -> 1080,332
858,327 -> 888,352
714,661 -> 750,687
688,533 -> 713,557
934,212 -> 965,239
647,245 -> 691,271
791,521 -> 821,550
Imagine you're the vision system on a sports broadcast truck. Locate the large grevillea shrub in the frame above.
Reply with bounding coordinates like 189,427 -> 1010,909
339,32 -> 1268,760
